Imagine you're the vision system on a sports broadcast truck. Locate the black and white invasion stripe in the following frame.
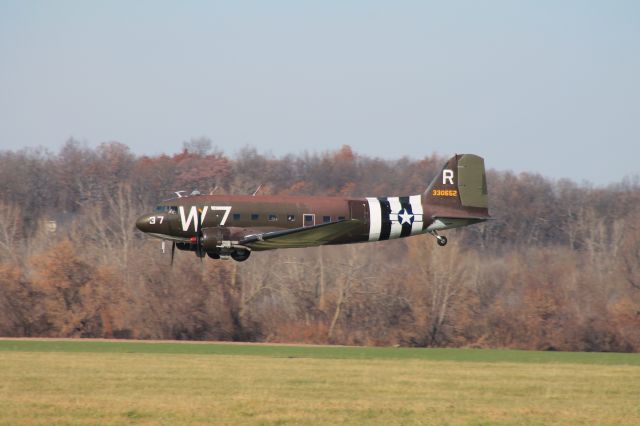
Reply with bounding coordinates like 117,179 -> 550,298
366,195 -> 424,241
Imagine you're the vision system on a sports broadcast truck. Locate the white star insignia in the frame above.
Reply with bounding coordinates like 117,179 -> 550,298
398,209 -> 413,225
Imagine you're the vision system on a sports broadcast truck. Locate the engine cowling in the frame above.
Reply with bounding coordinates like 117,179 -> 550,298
177,227 -> 234,258
201,227 -> 225,253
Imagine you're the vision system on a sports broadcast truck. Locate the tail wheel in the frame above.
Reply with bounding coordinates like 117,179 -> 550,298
231,250 -> 251,262
437,236 -> 448,247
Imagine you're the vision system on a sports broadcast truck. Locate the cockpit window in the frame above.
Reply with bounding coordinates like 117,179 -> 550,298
155,205 -> 177,214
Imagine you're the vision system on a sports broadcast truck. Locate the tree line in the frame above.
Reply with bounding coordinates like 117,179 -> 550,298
0,138 -> 639,351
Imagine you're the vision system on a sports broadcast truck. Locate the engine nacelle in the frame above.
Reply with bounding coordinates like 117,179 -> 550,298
176,227 -> 232,258
201,227 -> 226,253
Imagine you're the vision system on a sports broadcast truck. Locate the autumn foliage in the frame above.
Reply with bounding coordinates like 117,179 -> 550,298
0,139 -> 639,351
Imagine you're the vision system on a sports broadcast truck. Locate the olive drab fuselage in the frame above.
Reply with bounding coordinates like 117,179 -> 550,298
135,154 -> 491,261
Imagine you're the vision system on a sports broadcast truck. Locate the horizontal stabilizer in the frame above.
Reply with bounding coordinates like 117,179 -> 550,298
432,215 -> 493,221
426,215 -> 490,232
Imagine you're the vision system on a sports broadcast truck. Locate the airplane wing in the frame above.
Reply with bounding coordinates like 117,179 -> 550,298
238,219 -> 363,250
145,232 -> 193,243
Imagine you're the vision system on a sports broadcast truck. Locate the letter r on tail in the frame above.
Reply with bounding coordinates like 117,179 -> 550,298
443,169 -> 454,185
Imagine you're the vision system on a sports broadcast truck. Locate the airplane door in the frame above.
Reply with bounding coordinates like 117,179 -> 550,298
303,214 -> 315,227
349,200 -> 368,224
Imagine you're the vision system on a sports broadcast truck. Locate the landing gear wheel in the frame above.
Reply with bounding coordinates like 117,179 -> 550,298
437,236 -> 448,247
231,250 -> 251,262
207,252 -> 221,260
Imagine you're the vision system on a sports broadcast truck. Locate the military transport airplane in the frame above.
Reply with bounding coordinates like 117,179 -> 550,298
135,154 -> 490,262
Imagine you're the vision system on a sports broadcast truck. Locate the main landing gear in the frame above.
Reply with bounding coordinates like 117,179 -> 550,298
430,231 -> 448,247
207,249 -> 251,262
231,249 -> 251,262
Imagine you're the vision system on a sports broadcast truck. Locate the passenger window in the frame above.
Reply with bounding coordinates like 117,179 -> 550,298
251,214 -> 259,221
233,213 -> 241,221
323,216 -> 331,223
287,215 -> 295,222
268,214 -> 278,222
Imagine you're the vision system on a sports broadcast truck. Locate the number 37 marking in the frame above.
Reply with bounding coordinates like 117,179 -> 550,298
149,216 -> 164,225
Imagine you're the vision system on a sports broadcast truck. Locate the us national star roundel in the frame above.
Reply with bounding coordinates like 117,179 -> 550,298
398,208 -> 414,225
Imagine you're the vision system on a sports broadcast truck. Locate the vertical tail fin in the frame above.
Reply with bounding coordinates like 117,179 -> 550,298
425,154 -> 489,215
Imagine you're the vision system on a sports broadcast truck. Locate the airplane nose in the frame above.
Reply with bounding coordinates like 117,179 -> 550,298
135,214 -> 152,232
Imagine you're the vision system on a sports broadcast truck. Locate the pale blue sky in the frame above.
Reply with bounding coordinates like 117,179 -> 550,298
1,1 -> 638,184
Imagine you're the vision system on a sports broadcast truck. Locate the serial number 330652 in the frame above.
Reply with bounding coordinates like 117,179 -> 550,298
432,189 -> 458,197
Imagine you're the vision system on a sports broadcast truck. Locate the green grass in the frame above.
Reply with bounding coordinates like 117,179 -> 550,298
1,339 -> 639,365
0,339 -> 639,425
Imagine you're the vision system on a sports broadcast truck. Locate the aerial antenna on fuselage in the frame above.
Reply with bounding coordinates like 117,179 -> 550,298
174,190 -> 186,198
252,184 -> 263,196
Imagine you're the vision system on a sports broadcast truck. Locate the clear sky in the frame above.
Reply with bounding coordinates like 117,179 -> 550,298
1,1 -> 638,184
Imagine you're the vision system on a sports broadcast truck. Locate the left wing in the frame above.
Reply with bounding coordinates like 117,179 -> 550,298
238,219 -> 363,251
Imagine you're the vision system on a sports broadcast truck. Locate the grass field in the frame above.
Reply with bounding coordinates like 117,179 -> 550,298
1,340 -> 639,425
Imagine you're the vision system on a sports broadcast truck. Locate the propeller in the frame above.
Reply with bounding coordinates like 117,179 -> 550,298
195,206 -> 204,261
168,206 -> 206,265
163,239 -> 177,267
